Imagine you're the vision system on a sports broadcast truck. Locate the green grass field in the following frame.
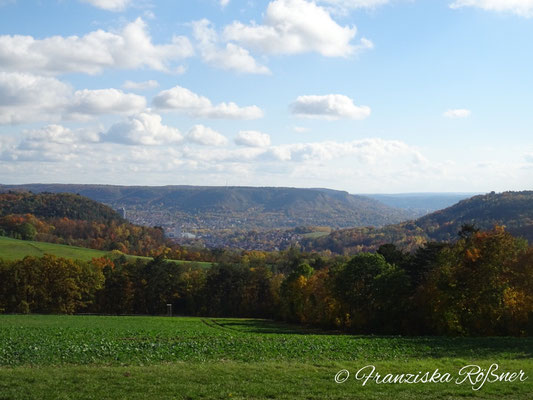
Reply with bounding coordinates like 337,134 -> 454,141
301,231 -> 331,239
0,236 -> 212,267
0,315 -> 531,399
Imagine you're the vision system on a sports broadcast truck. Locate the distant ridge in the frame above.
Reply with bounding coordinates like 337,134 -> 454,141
364,192 -> 479,216
0,184 -> 417,230
305,191 -> 533,254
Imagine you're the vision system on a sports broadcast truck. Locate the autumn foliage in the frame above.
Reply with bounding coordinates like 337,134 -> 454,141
0,226 -> 531,336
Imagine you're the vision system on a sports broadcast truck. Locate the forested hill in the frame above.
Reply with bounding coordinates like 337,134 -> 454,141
0,192 -> 124,223
415,191 -> 533,241
0,192 -> 169,256
305,191 -> 533,254
0,184 -> 416,229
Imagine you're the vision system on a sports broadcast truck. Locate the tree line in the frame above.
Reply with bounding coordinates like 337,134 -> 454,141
0,226 -> 531,336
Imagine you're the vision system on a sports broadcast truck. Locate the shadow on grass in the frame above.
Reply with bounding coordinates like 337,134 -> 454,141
212,318 -> 337,335
213,319 -> 533,359
396,336 -> 533,359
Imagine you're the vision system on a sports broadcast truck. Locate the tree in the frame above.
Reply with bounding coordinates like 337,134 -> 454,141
419,226 -> 529,335
279,263 -> 314,323
333,253 -> 411,333
16,222 -> 37,240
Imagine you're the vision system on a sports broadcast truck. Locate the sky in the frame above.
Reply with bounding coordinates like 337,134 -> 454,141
0,0 -> 532,194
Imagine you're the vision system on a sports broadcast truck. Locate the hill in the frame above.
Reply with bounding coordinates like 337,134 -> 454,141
305,191 -> 533,253
0,184 -> 417,233
0,235 -> 113,261
0,192 -> 172,257
0,191 -> 124,223
0,236 -> 211,266
415,191 -> 533,241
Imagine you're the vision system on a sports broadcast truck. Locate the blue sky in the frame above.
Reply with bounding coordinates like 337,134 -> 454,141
0,0 -> 532,193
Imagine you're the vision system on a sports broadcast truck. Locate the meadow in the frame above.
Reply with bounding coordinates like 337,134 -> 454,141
0,236 -> 212,267
0,315 -> 531,399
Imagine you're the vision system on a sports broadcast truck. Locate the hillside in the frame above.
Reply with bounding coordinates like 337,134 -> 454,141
0,236 -> 211,267
0,184 -> 417,232
305,191 -> 533,254
0,191 -> 124,223
415,191 -> 533,241
0,192 -> 170,257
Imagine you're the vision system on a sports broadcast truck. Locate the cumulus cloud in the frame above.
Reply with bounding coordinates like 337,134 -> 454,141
443,108 -> 471,118
153,85 -> 263,119
4,124 -> 101,162
0,72 -> 71,124
0,18 -> 193,75
192,19 -> 270,75
104,111 -> 183,146
291,94 -> 371,120
67,89 -> 146,119
235,130 -> 271,147
180,146 -> 266,163
220,0 -> 230,7
23,124 -> 100,145
263,138 -> 425,164
122,80 -> 159,90
21,125 -> 75,148
0,72 -> 147,124
223,0 -> 371,57
179,137 -> 423,167
187,125 -> 228,146
450,0 -> 533,17
80,0 -> 131,11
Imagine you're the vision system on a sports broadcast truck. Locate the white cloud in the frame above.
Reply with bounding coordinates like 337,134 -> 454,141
3,130 -> 530,192
122,80 -> 159,90
223,0 -> 371,57
20,125 -> 75,150
235,130 -> 271,147
67,89 -> 146,119
104,111 -> 183,146
0,72 -> 147,124
0,72 -> 71,124
192,19 -> 270,75
181,146 -> 266,163
220,0 -> 230,7
443,108 -> 471,118
450,0 -> 533,17
153,85 -> 264,119
5,124 -> 100,162
187,125 -> 228,146
80,0 -> 131,11
0,18 -> 193,75
264,138 -> 426,164
23,125 -> 93,145
179,137 -> 423,167
154,85 -> 211,111
291,94 -> 371,120
525,153 -> 533,163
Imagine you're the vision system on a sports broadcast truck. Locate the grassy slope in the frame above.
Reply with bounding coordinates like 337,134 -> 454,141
0,236 -> 212,267
0,315 -> 531,400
